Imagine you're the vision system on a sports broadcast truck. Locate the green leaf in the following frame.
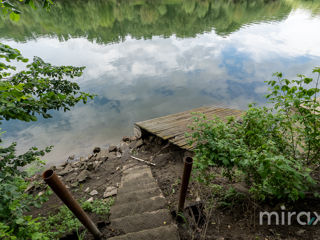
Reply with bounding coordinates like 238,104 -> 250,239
9,12 -> 20,21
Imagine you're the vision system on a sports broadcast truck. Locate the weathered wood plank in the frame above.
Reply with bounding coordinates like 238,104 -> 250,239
135,105 -> 243,150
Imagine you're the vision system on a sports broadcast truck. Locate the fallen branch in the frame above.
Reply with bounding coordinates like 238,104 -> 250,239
131,156 -> 156,166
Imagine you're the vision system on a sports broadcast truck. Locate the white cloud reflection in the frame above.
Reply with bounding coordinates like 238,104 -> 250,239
2,9 -> 320,165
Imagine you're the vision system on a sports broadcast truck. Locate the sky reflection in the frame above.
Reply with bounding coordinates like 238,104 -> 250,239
2,9 -> 320,165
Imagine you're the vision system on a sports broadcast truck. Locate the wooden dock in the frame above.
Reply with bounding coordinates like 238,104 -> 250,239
135,105 -> 243,150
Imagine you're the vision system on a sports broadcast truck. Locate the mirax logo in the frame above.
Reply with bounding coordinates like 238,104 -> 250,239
259,211 -> 320,225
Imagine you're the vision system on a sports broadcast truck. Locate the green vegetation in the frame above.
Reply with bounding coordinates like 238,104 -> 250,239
0,0 -> 296,44
189,67 -> 320,201
0,1 -> 96,239
40,198 -> 113,239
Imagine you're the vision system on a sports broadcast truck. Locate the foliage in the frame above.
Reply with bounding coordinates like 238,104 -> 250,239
0,0 -> 53,21
40,198 -> 114,239
0,43 -> 95,122
189,67 -> 320,201
0,0 -> 295,44
82,198 -> 114,215
0,136 -> 52,240
0,4 -> 95,239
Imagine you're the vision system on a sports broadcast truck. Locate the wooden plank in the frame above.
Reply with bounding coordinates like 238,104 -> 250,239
135,105 -> 244,150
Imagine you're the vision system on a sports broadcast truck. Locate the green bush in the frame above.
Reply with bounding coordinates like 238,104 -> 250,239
40,198 -> 114,239
189,67 -> 320,201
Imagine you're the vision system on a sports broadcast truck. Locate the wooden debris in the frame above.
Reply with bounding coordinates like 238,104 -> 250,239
131,156 -> 156,166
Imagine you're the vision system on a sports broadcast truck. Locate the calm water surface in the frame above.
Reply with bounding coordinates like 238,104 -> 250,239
1,0 -> 320,164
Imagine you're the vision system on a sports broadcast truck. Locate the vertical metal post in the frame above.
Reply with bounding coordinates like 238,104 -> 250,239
42,169 -> 102,239
178,156 -> 193,213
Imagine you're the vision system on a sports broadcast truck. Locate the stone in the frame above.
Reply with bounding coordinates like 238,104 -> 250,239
100,156 -> 108,162
119,142 -> 130,154
93,147 -> 101,153
58,164 -> 73,176
71,182 -> 79,188
108,145 -> 117,152
68,155 -> 75,161
133,125 -> 142,139
122,136 -> 131,142
86,162 -> 94,171
106,151 -> 117,159
90,190 -> 98,196
94,161 -> 103,171
86,197 -> 94,203
76,170 -> 90,182
25,183 -> 35,193
84,187 -> 90,193
135,139 -> 144,148
103,186 -> 117,198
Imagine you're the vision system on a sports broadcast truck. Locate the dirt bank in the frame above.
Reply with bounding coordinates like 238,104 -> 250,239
28,134 -> 320,240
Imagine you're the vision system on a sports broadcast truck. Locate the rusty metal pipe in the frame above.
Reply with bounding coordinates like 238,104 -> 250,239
42,169 -> 102,239
178,156 -> 193,213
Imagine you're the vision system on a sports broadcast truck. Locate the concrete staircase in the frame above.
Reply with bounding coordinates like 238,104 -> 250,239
109,162 -> 180,240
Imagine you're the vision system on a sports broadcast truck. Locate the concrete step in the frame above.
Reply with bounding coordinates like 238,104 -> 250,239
111,209 -> 172,234
110,196 -> 167,219
121,176 -> 157,189
115,187 -> 162,205
118,181 -> 159,194
122,167 -> 152,177
122,170 -> 153,182
122,164 -> 149,172
108,225 -> 180,240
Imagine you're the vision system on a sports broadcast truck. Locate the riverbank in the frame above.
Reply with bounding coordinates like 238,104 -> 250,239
28,133 -> 320,240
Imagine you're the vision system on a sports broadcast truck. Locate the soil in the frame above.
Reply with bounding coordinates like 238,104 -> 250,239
28,134 -> 320,240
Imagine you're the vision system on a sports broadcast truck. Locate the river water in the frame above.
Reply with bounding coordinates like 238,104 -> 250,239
1,0 -> 320,164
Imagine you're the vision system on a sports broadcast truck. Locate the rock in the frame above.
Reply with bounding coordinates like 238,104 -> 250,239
68,155 -> 75,161
90,190 -> 98,196
50,165 -> 57,171
119,142 -> 130,154
76,170 -> 90,182
103,186 -> 117,198
108,145 -> 117,152
65,172 -> 78,182
25,183 -> 35,193
106,151 -> 117,159
94,161 -> 102,171
93,147 -> 101,153
122,136 -> 131,142
58,164 -> 73,176
135,139 -> 144,148
134,126 -> 142,139
71,182 -> 79,188
84,187 -> 90,193
100,156 -> 108,162
86,197 -> 94,203
86,162 -> 94,171
56,166 -> 65,171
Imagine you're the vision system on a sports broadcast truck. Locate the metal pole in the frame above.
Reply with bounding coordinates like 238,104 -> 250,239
42,169 -> 102,239
178,156 -> 193,213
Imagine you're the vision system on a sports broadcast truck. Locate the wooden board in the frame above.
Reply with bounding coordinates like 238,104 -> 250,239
135,105 -> 244,150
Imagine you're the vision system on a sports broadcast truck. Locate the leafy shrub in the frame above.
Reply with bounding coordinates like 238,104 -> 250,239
0,135 -> 53,240
189,67 -> 320,201
40,198 -> 114,239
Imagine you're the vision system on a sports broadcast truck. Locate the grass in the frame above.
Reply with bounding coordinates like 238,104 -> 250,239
40,198 -> 114,239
